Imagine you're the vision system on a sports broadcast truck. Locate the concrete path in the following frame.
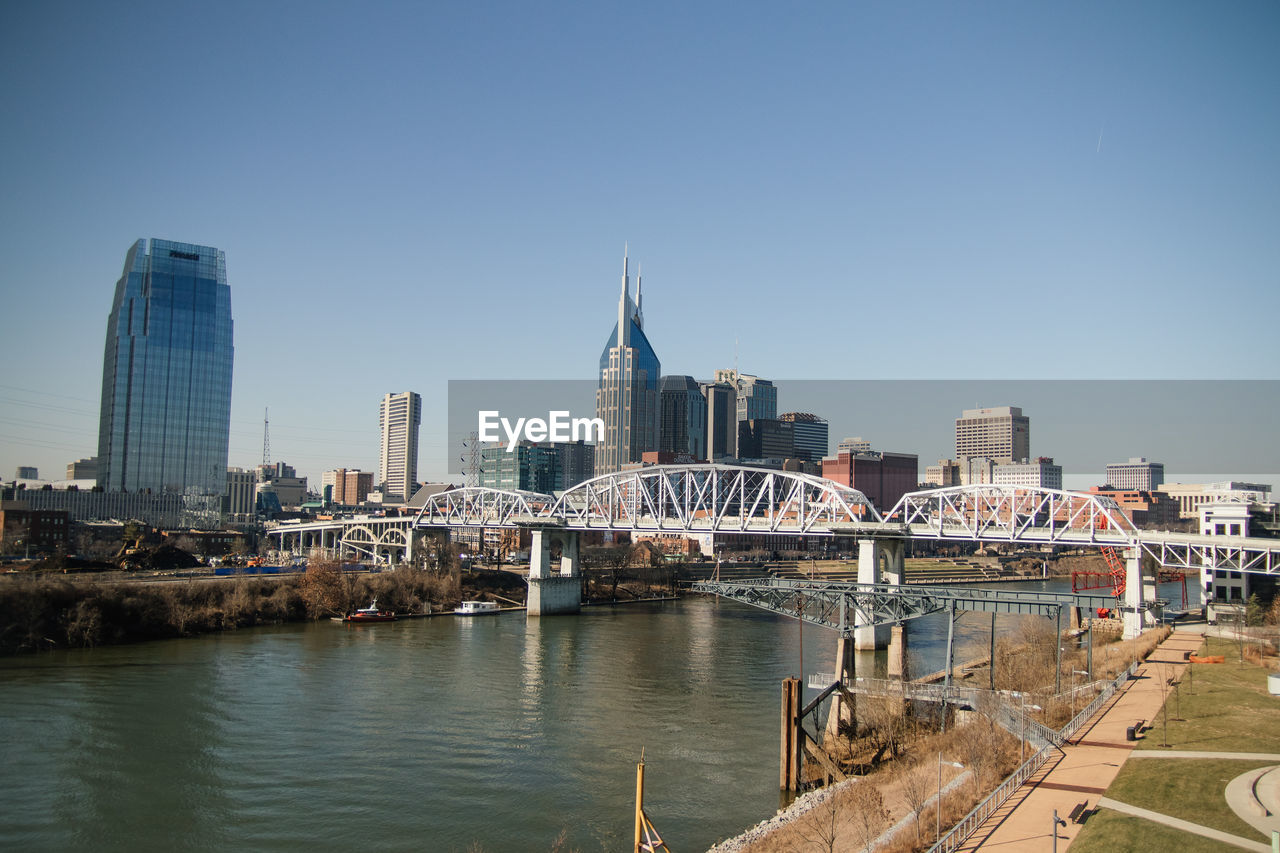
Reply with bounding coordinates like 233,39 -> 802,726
1224,765 -> 1280,838
1097,796 -> 1270,852
956,629 -> 1207,852
1128,751 -> 1280,760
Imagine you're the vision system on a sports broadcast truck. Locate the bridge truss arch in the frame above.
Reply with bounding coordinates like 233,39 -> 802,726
550,464 -> 881,533
883,484 -> 1139,546
412,486 -> 557,528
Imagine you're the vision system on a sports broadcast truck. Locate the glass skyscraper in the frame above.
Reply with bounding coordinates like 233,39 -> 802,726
97,239 -> 234,495
595,249 -> 660,475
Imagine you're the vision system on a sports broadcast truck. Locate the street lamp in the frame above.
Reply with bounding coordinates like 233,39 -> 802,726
1071,669 -> 1090,719
937,753 -> 964,842
1052,810 -> 1068,853
1018,692 -> 1043,762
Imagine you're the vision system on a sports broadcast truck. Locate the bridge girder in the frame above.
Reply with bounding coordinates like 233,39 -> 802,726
694,577 -> 1120,635
883,484 -> 1139,546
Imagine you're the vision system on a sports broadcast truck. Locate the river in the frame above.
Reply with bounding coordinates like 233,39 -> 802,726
0,580 -> 1196,852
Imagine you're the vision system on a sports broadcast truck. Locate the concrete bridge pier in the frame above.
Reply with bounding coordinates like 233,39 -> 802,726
887,624 -> 908,679
855,539 -> 903,650
825,635 -> 857,738
527,528 -> 581,616
1122,546 -> 1146,639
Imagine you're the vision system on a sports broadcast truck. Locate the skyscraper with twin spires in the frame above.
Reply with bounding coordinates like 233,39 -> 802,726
594,247 -> 660,475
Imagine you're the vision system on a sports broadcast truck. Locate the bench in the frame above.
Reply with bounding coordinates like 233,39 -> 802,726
1068,801 -> 1089,824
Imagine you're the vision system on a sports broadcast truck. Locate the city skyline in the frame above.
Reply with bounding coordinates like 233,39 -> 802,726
2,4 -> 1278,488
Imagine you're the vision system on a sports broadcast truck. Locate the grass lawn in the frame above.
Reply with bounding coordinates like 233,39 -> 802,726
1074,632 -> 1280,850
1070,808 -> 1257,853
1095,757 -> 1273,841
1136,634 -> 1280,753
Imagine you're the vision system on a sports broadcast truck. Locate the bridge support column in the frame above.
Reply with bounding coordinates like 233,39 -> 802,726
527,529 -> 581,617
887,624 -> 908,680
1122,546 -> 1145,640
855,539 -> 892,650
825,635 -> 856,738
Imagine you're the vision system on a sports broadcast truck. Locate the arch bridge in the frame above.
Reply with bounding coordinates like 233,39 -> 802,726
408,464 -> 1280,631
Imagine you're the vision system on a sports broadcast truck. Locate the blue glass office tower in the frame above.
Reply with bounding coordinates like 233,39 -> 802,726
595,248 -> 660,475
97,239 -> 234,495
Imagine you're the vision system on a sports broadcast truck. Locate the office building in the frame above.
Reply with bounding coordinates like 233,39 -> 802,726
711,370 -> 777,424
66,457 -> 99,481
993,457 -> 1063,490
737,419 -> 794,460
480,443 -> 561,493
1105,457 -> 1165,491
659,375 -> 707,460
595,250 -> 660,475
323,468 -> 375,505
780,413 -> 828,464
954,406 -> 1029,464
557,440 -> 595,488
15,467 -> 38,480
822,450 -> 918,512
225,467 -> 256,518
1161,481 -> 1273,519
701,380 -> 737,459
379,391 -> 422,502
837,437 -> 871,455
97,239 -> 233,495
924,459 -> 961,487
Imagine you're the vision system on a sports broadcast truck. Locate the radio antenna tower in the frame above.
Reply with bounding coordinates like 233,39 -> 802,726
262,407 -> 271,466
462,431 -> 481,487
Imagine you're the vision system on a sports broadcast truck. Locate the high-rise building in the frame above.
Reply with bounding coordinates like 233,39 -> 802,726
556,440 -> 596,489
66,457 -> 99,481
97,239 -> 233,495
779,413 -> 828,464
924,459 -> 961,487
15,467 -> 38,480
955,406 -> 1030,462
713,369 -> 777,425
595,249 -> 660,475
225,467 -> 256,518
955,406 -> 1030,484
701,380 -> 737,459
737,419 -> 794,460
822,450 -> 919,512
993,457 -> 1064,490
480,443 -> 562,492
323,468 -> 375,505
379,392 -> 422,502
1105,457 -> 1165,491
837,437 -> 871,455
659,375 -> 707,460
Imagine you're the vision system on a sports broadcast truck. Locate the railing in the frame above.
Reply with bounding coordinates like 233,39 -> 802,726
926,743 -> 1055,853
1060,662 -> 1137,742
926,660 -> 1139,853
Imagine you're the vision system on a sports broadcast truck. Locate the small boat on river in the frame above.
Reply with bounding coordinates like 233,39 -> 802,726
344,599 -> 397,623
454,600 -> 500,616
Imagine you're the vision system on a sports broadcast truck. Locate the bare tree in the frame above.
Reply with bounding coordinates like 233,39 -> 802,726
793,787 -> 842,853
847,781 -> 890,853
897,760 -> 932,842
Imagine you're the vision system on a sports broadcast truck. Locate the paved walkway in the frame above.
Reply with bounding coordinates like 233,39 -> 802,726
957,629 -> 1207,852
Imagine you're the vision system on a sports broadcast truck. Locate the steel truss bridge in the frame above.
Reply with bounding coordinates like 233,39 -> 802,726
689,577 -> 1118,634
408,464 -> 1280,576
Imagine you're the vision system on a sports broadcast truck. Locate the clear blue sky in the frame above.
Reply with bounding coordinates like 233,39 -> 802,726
2,1 -> 1277,487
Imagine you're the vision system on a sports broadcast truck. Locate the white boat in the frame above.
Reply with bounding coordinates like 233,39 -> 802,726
454,600 -> 500,616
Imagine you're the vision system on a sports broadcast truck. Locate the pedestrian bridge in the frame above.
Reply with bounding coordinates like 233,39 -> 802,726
408,464 -> 1280,576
